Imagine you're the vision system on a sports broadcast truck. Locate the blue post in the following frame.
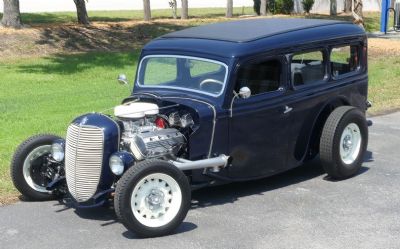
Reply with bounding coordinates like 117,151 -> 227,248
380,0 -> 390,32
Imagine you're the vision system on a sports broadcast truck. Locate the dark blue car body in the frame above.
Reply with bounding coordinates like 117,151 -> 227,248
125,18 -> 368,183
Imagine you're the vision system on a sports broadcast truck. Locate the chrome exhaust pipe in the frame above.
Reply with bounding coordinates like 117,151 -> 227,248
171,154 -> 230,172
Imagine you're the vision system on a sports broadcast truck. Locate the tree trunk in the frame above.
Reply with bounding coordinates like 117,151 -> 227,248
260,0 -> 267,15
181,0 -> 188,19
73,0 -> 90,25
343,0 -> 352,12
353,0 -> 364,27
172,0 -> 177,19
330,0 -> 337,15
1,0 -> 22,28
226,0 -> 233,18
143,0 -> 151,21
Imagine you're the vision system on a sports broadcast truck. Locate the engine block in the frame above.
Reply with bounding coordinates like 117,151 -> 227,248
129,128 -> 185,160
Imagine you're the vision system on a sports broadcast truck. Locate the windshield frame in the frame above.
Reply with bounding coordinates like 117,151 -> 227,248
136,55 -> 229,97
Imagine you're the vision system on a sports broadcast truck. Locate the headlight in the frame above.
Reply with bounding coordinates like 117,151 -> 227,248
109,155 -> 124,176
51,141 -> 65,162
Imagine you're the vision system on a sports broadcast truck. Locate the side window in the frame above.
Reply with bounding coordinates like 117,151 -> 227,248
330,45 -> 359,77
236,59 -> 281,95
291,50 -> 325,86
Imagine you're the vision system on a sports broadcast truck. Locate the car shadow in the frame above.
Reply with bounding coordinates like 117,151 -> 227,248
191,151 -> 373,209
51,150 -> 373,238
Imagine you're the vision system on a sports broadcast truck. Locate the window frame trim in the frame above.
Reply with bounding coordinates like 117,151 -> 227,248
136,54 -> 229,98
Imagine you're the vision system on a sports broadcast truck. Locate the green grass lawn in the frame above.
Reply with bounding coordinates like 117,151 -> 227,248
0,52 -> 136,196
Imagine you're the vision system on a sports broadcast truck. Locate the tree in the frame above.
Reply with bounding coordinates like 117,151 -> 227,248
1,0 -> 22,28
343,0 -> 352,13
226,0 -> 233,18
181,0 -> 188,19
73,0 -> 90,25
143,0 -> 151,21
352,0 -> 364,27
260,0 -> 267,15
330,0 -> 337,15
169,0 -> 177,19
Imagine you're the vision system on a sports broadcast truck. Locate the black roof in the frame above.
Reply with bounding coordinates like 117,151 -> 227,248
162,18 -> 347,43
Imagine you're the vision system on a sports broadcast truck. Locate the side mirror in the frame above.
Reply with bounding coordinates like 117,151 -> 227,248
238,86 -> 251,99
117,74 -> 128,85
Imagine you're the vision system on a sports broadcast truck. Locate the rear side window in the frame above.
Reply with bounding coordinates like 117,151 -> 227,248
236,59 -> 281,95
291,51 -> 325,86
330,45 -> 360,77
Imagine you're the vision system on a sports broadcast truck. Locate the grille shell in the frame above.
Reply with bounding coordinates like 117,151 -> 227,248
65,124 -> 104,202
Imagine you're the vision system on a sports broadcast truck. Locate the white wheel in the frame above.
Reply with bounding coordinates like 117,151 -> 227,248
320,106 -> 368,179
339,123 -> 361,165
130,173 -> 182,228
23,145 -> 52,193
114,160 -> 191,237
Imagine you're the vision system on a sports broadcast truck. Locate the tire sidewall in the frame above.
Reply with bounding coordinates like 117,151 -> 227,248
332,109 -> 368,177
118,161 -> 191,237
11,134 -> 61,201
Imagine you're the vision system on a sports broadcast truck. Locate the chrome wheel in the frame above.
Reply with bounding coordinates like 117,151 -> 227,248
339,123 -> 361,165
22,145 -> 52,193
130,173 -> 182,228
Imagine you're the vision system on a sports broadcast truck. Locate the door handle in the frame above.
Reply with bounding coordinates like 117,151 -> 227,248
283,105 -> 293,114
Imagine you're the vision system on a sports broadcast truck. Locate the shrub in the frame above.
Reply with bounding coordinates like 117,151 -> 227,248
301,0 -> 315,14
253,0 -> 293,15
276,0 -> 294,14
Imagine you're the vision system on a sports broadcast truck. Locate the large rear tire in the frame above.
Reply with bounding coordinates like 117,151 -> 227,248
320,106 -> 368,179
11,134 -> 62,201
114,160 -> 191,238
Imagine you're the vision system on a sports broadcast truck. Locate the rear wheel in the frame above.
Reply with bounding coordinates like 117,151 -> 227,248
319,106 -> 368,179
11,134 -> 62,201
114,160 -> 191,238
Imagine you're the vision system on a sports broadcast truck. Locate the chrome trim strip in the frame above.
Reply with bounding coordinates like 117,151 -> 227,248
136,55 -> 229,98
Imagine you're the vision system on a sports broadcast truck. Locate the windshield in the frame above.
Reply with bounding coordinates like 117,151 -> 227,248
137,55 -> 228,97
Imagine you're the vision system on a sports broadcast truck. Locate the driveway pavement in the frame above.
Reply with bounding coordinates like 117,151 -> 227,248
1,112 -> 399,249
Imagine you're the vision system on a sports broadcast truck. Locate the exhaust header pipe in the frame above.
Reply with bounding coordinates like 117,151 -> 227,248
170,154 -> 230,172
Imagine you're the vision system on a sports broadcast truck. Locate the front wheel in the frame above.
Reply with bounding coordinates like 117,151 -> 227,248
114,160 -> 191,238
11,134 -> 62,201
320,106 -> 368,179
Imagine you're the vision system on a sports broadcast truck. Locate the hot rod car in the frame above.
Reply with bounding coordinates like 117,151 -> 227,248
11,18 -> 370,237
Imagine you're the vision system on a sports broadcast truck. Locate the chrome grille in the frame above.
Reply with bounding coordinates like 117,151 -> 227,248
65,124 -> 104,202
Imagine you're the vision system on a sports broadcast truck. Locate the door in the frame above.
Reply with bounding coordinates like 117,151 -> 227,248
228,57 -> 292,179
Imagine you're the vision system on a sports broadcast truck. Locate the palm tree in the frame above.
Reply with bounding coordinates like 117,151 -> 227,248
226,0 -> 233,18
352,0 -> 364,27
181,0 -> 188,19
143,0 -> 151,21
1,0 -> 22,28
260,0 -> 267,15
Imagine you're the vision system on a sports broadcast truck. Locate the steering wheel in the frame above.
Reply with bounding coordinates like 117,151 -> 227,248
199,79 -> 224,91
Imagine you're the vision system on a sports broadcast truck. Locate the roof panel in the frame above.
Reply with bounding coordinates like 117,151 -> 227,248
161,18 -> 349,42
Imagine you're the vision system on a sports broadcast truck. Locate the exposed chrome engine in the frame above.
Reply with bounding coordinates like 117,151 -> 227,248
120,119 -> 185,160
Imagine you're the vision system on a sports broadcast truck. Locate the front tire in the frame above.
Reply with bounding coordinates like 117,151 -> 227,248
11,134 -> 62,201
320,106 -> 368,179
114,160 -> 191,238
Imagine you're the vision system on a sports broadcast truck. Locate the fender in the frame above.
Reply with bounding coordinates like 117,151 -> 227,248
294,95 -> 351,162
